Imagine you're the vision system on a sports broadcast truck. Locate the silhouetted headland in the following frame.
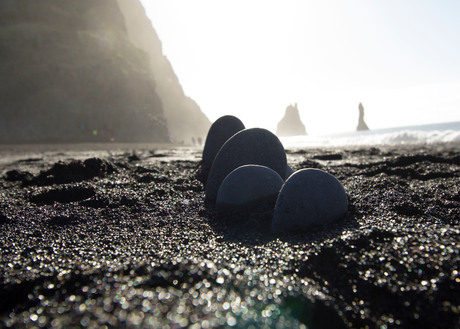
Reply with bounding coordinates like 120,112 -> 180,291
0,0 -> 210,144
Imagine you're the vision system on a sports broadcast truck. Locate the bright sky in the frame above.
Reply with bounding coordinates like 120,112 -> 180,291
140,0 -> 460,135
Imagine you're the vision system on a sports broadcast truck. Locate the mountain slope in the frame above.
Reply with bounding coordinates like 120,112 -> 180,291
0,0 -> 210,144
117,0 -> 211,144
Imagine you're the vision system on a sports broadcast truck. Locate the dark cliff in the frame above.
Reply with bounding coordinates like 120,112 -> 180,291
0,0 -> 167,143
0,0 -> 209,144
117,0 -> 211,143
276,104 -> 307,137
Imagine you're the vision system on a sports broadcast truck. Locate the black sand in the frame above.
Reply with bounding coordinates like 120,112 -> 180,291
0,143 -> 459,328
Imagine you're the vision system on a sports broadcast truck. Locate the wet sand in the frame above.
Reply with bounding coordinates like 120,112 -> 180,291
0,142 -> 459,328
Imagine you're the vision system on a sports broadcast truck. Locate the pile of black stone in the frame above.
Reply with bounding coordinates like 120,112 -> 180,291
199,115 -> 348,234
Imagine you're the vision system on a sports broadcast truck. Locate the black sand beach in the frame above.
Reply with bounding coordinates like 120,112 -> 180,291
0,143 -> 459,328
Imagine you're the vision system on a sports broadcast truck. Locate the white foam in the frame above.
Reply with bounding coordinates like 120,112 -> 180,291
280,122 -> 460,147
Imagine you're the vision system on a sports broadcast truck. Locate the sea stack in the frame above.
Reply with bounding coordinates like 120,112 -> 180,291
356,103 -> 370,131
276,104 -> 307,137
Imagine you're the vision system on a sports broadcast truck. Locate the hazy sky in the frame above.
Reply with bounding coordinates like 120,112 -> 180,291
140,0 -> 460,134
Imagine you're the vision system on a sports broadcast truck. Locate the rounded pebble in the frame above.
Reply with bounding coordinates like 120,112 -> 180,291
284,165 -> 294,180
216,165 -> 284,211
206,128 -> 287,203
202,115 -> 245,168
272,168 -> 348,233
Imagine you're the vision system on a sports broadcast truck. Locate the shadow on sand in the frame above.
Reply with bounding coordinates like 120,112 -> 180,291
202,199 -> 360,247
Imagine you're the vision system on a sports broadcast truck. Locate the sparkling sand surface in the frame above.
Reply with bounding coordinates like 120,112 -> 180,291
0,142 -> 459,328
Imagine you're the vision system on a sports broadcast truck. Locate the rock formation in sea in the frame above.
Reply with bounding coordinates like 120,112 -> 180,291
356,102 -> 370,131
276,104 -> 307,137
0,0 -> 210,143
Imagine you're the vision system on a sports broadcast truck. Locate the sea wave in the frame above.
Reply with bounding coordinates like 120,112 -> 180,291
280,122 -> 460,147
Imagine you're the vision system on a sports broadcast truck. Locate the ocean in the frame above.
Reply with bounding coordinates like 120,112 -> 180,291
280,121 -> 460,148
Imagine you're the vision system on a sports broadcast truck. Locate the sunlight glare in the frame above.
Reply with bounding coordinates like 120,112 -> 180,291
141,0 -> 460,134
